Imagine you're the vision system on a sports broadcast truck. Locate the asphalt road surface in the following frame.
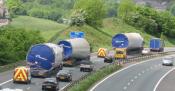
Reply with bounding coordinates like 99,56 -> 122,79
0,48 -> 175,91
91,55 -> 175,91
0,54 -> 109,91
156,68 -> 175,91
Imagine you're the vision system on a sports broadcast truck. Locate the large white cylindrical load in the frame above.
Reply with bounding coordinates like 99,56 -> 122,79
26,43 -> 63,70
58,38 -> 90,60
112,33 -> 144,50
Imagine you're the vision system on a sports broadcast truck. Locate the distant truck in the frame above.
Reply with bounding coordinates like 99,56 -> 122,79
58,38 -> 90,66
13,66 -> 31,84
150,38 -> 164,52
112,33 -> 144,59
26,43 -> 63,77
115,48 -> 127,59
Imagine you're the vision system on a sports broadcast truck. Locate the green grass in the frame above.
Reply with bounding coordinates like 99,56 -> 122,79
9,16 -> 68,41
54,25 -> 113,52
54,18 -> 175,52
10,16 -> 175,50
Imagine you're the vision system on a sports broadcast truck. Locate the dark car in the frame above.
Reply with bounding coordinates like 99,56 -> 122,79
104,56 -> 114,63
104,54 -> 114,63
80,61 -> 94,72
42,78 -> 59,91
56,70 -> 72,82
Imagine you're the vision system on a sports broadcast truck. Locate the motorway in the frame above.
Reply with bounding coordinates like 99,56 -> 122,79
156,68 -> 175,91
91,55 -> 175,91
0,53 -> 111,91
0,48 -> 174,91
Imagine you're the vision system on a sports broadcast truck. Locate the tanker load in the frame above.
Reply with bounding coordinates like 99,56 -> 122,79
26,43 -> 63,77
112,33 -> 144,59
58,38 -> 90,66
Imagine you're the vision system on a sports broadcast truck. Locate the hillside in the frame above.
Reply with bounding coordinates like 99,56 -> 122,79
9,16 -> 68,41
8,16 -> 175,52
54,18 -> 175,52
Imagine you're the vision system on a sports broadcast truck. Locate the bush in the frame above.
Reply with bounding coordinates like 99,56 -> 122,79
124,6 -> 175,38
0,26 -> 44,65
70,9 -> 86,26
73,0 -> 107,28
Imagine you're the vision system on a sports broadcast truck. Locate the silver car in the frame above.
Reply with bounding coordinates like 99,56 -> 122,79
162,56 -> 174,66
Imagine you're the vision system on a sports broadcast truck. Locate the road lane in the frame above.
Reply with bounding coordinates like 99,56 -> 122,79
156,68 -> 175,91
0,54 -> 108,91
0,48 -> 175,91
91,56 -> 174,91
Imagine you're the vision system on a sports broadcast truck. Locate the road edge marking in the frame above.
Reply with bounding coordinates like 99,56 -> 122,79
89,57 -> 164,91
59,83 -> 71,91
0,79 -> 13,86
153,67 -> 175,91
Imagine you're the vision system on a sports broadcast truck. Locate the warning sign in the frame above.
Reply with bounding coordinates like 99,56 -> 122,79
14,68 -> 28,81
97,48 -> 107,58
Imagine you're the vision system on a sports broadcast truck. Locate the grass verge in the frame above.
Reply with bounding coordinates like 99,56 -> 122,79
68,64 -> 122,91
9,16 -> 67,41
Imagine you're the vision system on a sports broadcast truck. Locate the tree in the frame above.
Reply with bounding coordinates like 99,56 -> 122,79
6,0 -> 23,16
118,0 -> 135,21
0,27 -> 44,65
74,0 -> 107,27
170,4 -> 175,16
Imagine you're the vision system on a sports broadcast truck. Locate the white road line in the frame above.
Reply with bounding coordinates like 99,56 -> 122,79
123,86 -> 127,90
0,79 -> 12,86
27,87 -> 30,90
59,83 -> 71,91
130,79 -> 134,82
138,73 -> 141,76
153,67 -> 175,91
127,82 -> 130,86
134,76 -> 138,79
89,57 -> 164,91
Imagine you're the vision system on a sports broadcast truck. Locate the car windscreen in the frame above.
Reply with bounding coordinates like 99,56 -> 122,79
81,61 -> 91,65
163,57 -> 173,60
58,70 -> 69,74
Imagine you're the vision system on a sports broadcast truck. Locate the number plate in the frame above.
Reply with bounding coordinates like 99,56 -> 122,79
60,76 -> 65,79
46,86 -> 51,88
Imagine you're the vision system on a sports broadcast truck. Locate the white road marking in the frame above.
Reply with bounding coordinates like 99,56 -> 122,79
138,73 -> 141,76
134,76 -> 138,79
127,82 -> 130,86
90,57 -> 166,91
130,79 -> 134,82
153,67 -> 175,91
26,87 -> 30,90
123,86 -> 127,90
59,83 -> 71,91
0,79 -> 13,86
